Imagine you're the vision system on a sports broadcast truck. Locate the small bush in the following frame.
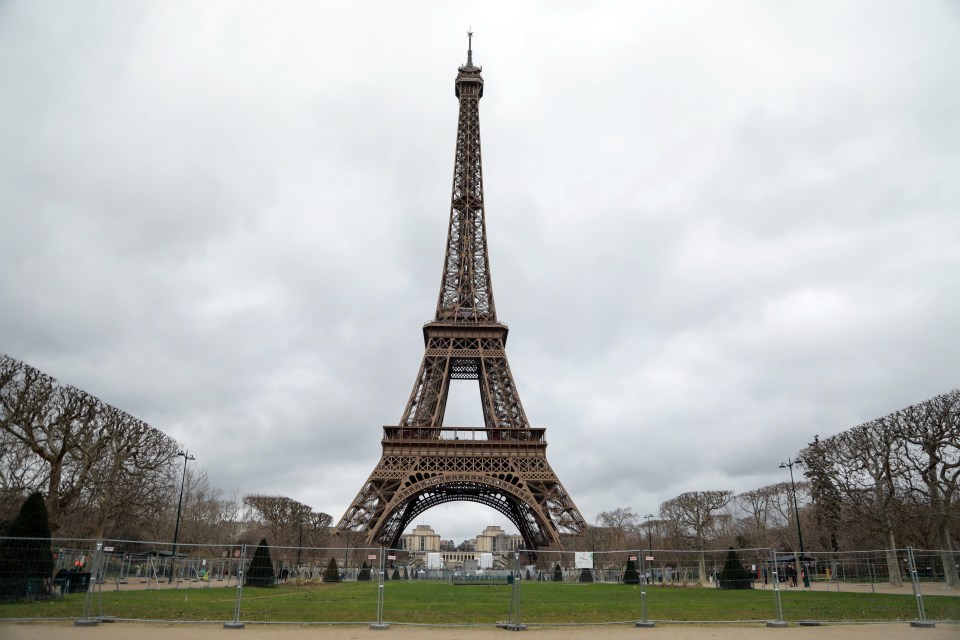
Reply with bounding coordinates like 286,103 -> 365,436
0,492 -> 54,601
323,558 -> 341,583
717,548 -> 754,590
358,562 -> 372,581
623,558 -> 640,584
245,539 -> 276,587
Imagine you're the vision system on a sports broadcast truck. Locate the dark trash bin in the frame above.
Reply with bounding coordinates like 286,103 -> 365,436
54,570 -> 90,594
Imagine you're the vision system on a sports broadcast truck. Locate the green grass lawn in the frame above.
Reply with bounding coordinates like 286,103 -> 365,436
1,582 -> 957,625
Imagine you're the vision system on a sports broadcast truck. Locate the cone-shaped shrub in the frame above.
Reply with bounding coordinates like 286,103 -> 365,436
553,563 -> 563,582
323,557 -> 341,583
245,539 -> 276,587
0,492 -> 54,601
578,568 -> 594,583
717,547 -> 753,590
358,561 -> 372,581
623,558 -> 640,584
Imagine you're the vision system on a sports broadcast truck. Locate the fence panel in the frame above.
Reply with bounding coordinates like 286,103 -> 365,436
81,540 -> 242,623
236,544 -> 380,623
0,537 -> 93,620
379,545 -> 514,626
1,538 -> 957,626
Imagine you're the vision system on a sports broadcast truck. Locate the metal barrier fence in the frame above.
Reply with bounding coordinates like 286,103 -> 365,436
0,537 -> 957,629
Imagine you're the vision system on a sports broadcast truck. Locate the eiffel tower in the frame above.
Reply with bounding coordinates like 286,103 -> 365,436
336,35 -> 587,551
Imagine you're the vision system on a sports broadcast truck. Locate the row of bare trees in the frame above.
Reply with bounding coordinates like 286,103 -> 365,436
802,389 -> 960,588
1,354 -> 180,537
1,354 -> 331,550
590,389 -> 959,587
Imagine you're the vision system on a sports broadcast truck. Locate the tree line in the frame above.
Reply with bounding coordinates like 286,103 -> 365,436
1,354 -> 330,548
590,389 -> 959,588
3,353 -> 956,586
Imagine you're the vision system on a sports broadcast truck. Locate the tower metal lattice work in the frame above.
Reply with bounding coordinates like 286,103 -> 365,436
337,36 -> 587,551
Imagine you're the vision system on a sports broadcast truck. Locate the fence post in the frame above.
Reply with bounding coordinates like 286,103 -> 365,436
766,550 -> 786,628
907,547 -> 935,628
636,548 -> 655,628
370,546 -> 389,630
499,546 -> 526,630
635,589 -> 655,628
74,540 -> 102,627
224,544 -> 246,629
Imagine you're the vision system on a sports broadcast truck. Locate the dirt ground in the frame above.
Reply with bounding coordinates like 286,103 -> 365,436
1,621 -> 957,640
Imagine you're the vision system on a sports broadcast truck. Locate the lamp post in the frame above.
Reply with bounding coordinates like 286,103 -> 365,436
643,514 -> 654,551
171,451 -> 195,560
643,514 -> 654,583
779,457 -> 808,587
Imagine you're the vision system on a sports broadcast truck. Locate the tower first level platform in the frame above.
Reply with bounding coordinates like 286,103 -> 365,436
340,425 -> 584,550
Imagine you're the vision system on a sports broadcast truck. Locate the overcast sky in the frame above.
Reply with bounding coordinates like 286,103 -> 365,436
2,1 -> 959,545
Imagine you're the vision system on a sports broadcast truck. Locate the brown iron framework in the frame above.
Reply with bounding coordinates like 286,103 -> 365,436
337,35 -> 587,550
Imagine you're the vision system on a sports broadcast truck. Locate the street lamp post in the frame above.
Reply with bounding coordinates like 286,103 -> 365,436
643,514 -> 654,551
779,457 -> 808,588
171,451 -> 195,562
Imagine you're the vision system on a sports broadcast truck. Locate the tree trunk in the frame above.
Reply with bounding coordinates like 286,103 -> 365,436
883,517 -> 902,587
45,462 -> 62,535
937,524 -> 959,589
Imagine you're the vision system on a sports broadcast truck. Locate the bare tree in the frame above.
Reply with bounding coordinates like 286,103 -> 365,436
1,354 -> 187,539
81,407 -> 181,539
733,484 -> 784,547
803,420 -> 907,585
172,469 -> 243,546
897,390 -> 960,589
243,495 -> 326,548
595,507 -> 640,552
659,490 -> 732,584
0,356 -> 100,533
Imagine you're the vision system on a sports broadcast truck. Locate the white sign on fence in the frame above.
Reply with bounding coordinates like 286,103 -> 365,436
574,551 -> 594,569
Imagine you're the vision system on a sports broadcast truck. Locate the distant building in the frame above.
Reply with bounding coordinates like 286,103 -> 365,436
399,524 -> 440,552
399,524 -> 522,571
475,525 -> 522,553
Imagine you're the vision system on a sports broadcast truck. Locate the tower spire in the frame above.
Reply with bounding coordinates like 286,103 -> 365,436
443,32 -> 489,321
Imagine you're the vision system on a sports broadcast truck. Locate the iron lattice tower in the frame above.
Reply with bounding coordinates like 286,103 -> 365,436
337,36 -> 587,550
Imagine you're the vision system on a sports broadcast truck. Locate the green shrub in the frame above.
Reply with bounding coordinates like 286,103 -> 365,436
358,562 -> 372,581
323,558 -> 341,583
623,558 -> 640,584
0,492 -> 54,601
717,548 -> 753,590
245,539 -> 276,587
